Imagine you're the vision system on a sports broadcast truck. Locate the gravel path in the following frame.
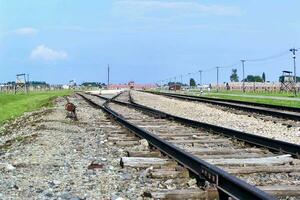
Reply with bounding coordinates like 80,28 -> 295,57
0,95 -> 163,200
131,91 -> 300,145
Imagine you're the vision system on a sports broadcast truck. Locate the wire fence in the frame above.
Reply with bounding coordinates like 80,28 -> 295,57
157,48 -> 297,87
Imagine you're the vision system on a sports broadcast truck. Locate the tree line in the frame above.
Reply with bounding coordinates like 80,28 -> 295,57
167,69 -> 300,87
3,81 -> 49,86
1,81 -> 107,87
230,69 -> 300,83
230,69 -> 266,82
81,82 -> 106,87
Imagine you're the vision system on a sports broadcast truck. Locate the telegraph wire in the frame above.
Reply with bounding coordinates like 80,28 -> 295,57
158,48 -> 297,84
245,50 -> 290,62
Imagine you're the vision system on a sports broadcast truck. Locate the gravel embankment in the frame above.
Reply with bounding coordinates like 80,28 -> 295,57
131,91 -> 300,145
0,95 -> 167,199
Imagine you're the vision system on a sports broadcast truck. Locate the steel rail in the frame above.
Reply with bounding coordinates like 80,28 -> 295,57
144,91 -> 300,120
76,92 -> 275,200
145,91 -> 300,112
89,92 -> 300,158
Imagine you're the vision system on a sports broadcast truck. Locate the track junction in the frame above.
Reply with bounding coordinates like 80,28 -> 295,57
78,91 -> 300,200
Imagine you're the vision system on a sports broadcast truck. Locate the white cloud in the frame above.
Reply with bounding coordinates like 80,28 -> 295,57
30,45 -> 68,61
12,27 -> 38,36
113,1 -> 243,17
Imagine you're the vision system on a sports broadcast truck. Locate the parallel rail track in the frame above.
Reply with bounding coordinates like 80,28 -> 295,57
78,91 -> 300,200
144,91 -> 300,121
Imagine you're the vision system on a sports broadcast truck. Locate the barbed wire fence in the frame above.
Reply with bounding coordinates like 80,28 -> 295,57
157,48 -> 296,88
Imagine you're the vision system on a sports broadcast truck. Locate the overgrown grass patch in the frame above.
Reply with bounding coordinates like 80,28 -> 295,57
0,90 -> 72,125
205,93 -> 300,108
149,89 -> 300,108
209,90 -> 299,97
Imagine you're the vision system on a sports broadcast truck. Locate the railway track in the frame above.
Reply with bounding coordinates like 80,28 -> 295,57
144,91 -> 300,121
78,91 -> 300,200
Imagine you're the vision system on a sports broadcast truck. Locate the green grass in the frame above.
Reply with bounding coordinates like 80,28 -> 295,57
205,93 -> 300,108
150,89 -> 300,108
154,87 -> 299,97
208,90 -> 299,97
0,90 -> 72,125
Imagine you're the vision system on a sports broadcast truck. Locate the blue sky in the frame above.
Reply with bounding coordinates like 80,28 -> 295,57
0,0 -> 300,85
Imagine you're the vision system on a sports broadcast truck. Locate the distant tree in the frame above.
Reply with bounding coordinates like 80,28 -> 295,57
167,82 -> 174,86
30,81 -> 48,86
244,75 -> 263,82
279,76 -> 284,83
190,78 -> 196,86
166,82 -> 188,86
262,72 -> 266,82
230,69 -> 239,82
81,82 -> 102,87
6,81 -> 16,85
175,82 -> 183,86
254,75 -> 263,82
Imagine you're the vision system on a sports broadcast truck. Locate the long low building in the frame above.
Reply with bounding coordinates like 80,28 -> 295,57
108,82 -> 157,90
210,82 -> 300,92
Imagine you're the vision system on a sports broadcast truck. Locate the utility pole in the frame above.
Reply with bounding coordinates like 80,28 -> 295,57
290,48 -> 298,96
180,74 -> 183,85
199,70 -> 202,86
27,74 -> 29,92
174,77 -> 177,92
241,60 -> 246,93
216,67 -> 219,92
188,73 -> 191,88
160,80 -> 163,91
107,64 -> 110,89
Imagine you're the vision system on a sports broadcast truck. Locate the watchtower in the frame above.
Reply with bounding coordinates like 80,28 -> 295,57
128,81 -> 134,89
68,80 -> 76,89
280,71 -> 295,92
14,73 -> 28,94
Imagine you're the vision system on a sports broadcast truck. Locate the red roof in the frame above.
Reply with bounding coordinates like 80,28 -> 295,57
108,83 -> 157,89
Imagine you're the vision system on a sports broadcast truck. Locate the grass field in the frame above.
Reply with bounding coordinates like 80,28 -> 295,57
208,90 -> 299,97
0,90 -> 72,125
153,89 -> 300,108
205,93 -> 300,108
168,88 -> 299,97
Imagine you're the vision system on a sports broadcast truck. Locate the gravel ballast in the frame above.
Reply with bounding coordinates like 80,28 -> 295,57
0,95 -> 175,199
131,91 -> 300,145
